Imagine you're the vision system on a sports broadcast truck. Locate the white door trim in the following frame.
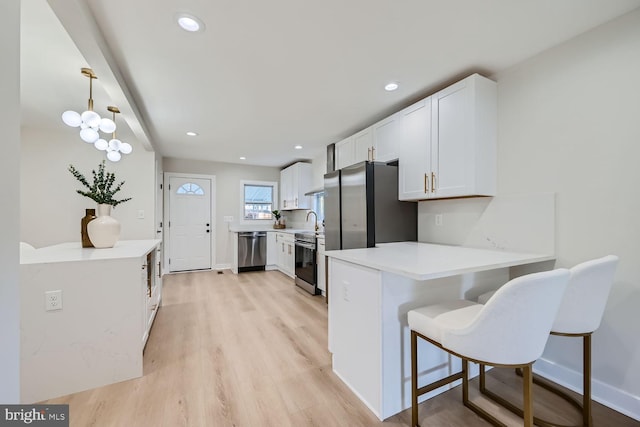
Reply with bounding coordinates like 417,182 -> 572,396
164,172 -> 217,273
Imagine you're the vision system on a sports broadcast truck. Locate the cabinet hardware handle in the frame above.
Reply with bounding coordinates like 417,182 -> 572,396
158,262 -> 161,278
288,245 -> 291,255
295,197 -> 298,206
431,173 -> 436,193
424,173 -> 428,193
371,146 -> 375,161
150,304 -> 158,311
142,264 -> 147,270
368,147 -> 371,161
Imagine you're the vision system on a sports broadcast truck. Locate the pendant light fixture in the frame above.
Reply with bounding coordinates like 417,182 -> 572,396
61,68 -> 116,143
94,106 -> 132,162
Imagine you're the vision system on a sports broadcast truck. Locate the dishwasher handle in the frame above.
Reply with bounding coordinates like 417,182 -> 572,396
238,232 -> 267,238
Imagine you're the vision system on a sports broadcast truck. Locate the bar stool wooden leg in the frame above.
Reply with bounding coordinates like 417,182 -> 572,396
583,334 -> 591,427
479,333 -> 595,427
523,363 -> 534,427
411,330 -> 419,427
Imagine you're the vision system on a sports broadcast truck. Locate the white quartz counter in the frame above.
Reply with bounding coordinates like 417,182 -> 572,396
20,239 -> 161,264
227,225 -> 319,235
324,242 -> 554,281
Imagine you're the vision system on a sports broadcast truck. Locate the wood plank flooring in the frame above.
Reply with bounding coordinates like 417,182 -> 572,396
44,270 -> 638,426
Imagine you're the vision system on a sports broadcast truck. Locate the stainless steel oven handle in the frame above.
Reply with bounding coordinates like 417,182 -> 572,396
295,241 -> 316,250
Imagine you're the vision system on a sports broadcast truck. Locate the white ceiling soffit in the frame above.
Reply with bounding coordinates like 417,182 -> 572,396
46,0 -> 154,152
42,0 -> 640,167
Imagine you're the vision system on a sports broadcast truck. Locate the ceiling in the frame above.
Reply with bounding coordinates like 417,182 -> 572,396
21,0 -> 640,168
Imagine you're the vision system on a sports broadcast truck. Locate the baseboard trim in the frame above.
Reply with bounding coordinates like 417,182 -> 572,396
534,357 -> 639,421
332,367 -> 383,421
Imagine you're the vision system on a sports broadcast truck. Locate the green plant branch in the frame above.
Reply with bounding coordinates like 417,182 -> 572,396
68,161 -> 132,207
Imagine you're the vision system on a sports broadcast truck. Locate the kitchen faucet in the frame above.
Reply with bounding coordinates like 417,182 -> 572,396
306,210 -> 319,232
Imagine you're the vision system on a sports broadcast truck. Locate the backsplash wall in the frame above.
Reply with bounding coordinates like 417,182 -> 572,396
417,193 -> 555,254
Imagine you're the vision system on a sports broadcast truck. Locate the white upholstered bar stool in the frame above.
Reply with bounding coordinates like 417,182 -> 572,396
408,268 -> 570,427
477,255 -> 619,427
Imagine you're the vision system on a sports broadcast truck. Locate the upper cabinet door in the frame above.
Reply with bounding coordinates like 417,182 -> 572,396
372,113 -> 400,163
335,136 -> 355,170
280,167 -> 292,209
352,128 -> 373,163
398,98 -> 432,201
280,162 -> 312,210
432,74 -> 497,198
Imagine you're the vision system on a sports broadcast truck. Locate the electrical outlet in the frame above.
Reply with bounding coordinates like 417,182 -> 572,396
435,214 -> 443,226
45,290 -> 63,311
137,210 -> 145,219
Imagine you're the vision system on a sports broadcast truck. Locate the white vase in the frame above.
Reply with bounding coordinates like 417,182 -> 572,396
87,204 -> 121,248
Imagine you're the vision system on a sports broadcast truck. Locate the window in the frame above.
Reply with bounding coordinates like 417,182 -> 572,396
176,182 -> 204,195
313,192 -> 325,225
242,181 -> 277,220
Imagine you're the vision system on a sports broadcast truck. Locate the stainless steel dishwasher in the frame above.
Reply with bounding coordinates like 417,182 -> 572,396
237,232 -> 267,272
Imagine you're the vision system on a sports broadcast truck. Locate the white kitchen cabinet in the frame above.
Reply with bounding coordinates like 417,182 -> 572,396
335,115 -> 401,170
20,240 -> 161,403
353,128 -> 373,163
317,237 -> 326,296
142,247 -> 162,347
266,231 -> 277,268
276,232 -> 295,277
398,98 -> 433,200
335,136 -> 355,170
280,166 -> 292,209
398,73 -> 497,200
372,112 -> 400,163
280,162 -> 312,210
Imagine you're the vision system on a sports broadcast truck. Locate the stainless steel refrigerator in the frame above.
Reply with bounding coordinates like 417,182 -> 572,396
324,161 -> 417,250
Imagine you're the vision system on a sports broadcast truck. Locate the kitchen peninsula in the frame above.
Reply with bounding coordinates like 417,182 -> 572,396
20,239 -> 161,403
325,242 -> 554,420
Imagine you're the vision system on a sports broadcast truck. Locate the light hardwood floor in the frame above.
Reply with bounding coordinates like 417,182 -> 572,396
45,270 -> 638,427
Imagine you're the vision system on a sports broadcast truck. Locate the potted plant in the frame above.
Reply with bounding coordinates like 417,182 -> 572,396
272,210 -> 285,229
68,161 -> 131,248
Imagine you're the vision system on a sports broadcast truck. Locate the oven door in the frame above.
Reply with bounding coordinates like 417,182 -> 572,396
295,240 -> 317,291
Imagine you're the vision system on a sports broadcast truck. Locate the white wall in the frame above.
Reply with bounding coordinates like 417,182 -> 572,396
495,8 -> 640,417
20,127 -> 157,248
0,0 -> 21,404
163,157 -> 281,268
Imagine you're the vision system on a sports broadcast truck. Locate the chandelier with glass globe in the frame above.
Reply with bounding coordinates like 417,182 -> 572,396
61,68 -> 132,161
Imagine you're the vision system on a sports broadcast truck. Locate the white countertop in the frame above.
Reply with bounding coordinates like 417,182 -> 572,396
324,242 -> 554,281
20,239 -> 161,264
228,225 -> 320,235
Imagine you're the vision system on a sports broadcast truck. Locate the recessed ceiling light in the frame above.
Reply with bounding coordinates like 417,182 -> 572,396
294,145 -> 303,150
239,156 -> 246,160
186,131 -> 198,136
384,82 -> 399,91
176,13 -> 205,32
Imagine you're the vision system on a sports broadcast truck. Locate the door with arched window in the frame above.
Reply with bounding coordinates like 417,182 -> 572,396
168,176 -> 213,271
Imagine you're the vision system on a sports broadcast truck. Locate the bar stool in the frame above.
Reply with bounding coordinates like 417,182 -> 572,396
408,268 -> 570,427
477,255 -> 619,427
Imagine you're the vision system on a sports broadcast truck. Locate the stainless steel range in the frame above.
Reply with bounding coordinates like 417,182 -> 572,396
294,232 -> 318,295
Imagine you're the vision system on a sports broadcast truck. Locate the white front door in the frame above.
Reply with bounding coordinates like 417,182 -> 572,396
168,176 -> 212,272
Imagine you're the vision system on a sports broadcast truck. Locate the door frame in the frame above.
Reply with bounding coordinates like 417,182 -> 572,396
163,172 -> 217,273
